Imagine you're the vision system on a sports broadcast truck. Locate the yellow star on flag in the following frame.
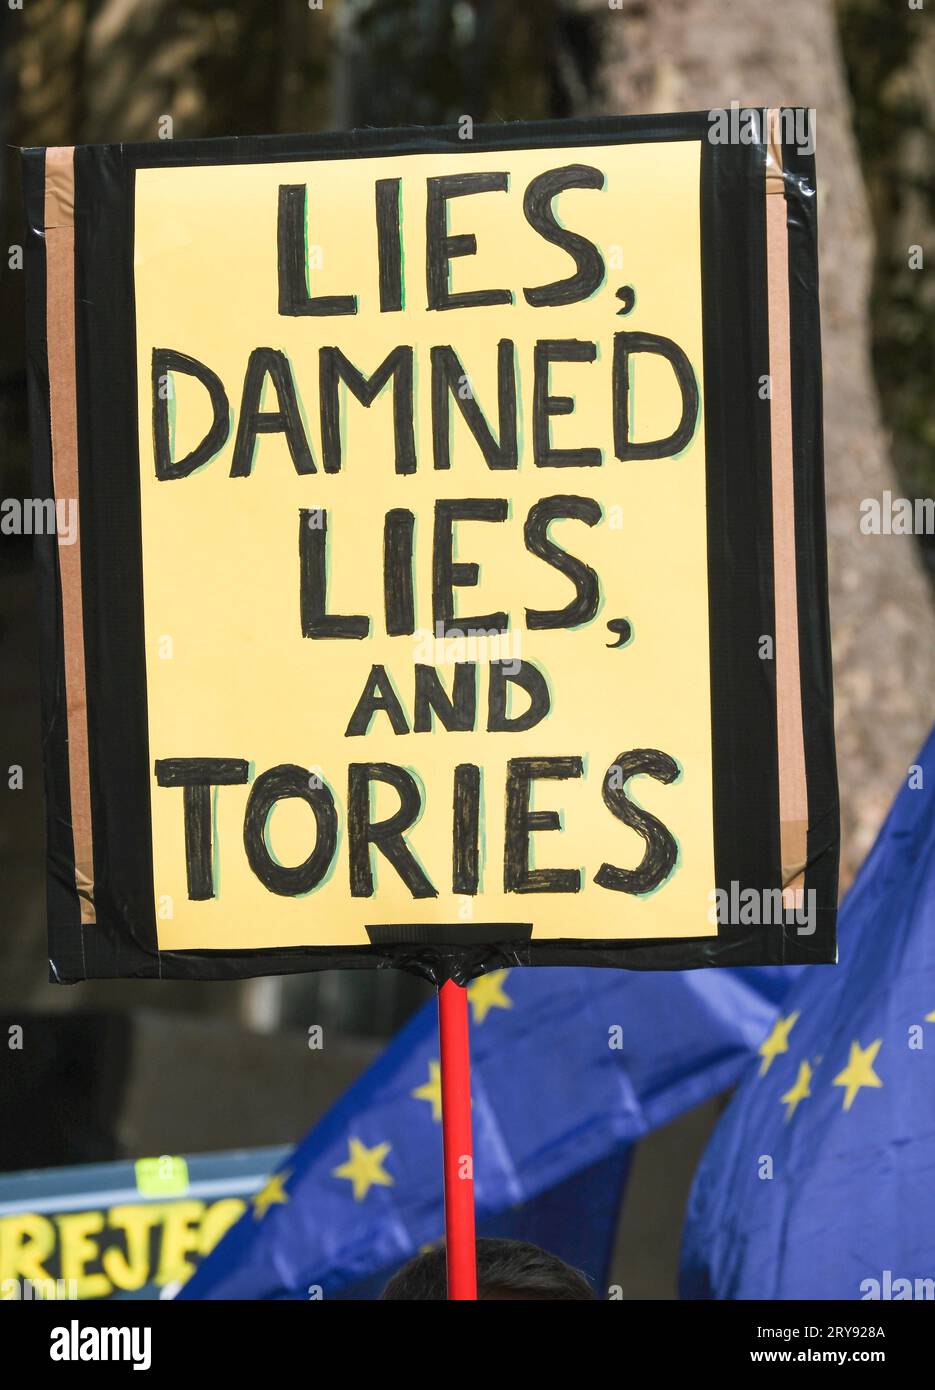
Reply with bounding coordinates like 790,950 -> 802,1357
780,1059 -> 813,1121
468,970 -> 512,1024
252,1169 -> 291,1219
758,1011 -> 800,1075
412,1060 -> 442,1122
833,1039 -> 883,1111
332,1138 -> 393,1201
925,1010 -> 935,1023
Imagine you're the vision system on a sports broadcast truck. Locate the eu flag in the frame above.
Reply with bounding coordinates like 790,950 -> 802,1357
680,731 -> 935,1300
180,958 -> 797,1299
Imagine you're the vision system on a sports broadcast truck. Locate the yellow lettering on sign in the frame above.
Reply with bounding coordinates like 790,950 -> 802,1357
103,1203 -> 165,1292
0,1212 -> 55,1292
154,1199 -> 205,1285
1,1194 -> 253,1300
57,1210 -> 110,1299
199,1197 -> 247,1254
134,141 -> 715,952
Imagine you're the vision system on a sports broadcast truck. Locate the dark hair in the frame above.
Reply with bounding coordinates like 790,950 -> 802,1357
381,1237 -> 597,1301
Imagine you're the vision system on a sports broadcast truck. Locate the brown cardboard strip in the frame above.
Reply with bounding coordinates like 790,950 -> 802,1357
765,111 -> 809,899
44,146 -> 96,925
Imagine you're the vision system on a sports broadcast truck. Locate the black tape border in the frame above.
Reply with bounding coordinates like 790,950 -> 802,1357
25,111 -> 837,984
23,148 -> 87,984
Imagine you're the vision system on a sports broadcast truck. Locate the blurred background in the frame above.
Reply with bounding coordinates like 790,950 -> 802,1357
0,0 -> 933,1297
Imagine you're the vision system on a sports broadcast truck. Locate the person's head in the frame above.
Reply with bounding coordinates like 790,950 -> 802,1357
381,1237 -> 597,1301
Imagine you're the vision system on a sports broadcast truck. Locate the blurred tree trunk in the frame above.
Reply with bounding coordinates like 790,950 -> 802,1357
837,0 -> 935,577
570,0 -> 935,882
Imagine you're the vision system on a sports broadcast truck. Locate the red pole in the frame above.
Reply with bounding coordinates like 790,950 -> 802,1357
437,979 -> 477,1300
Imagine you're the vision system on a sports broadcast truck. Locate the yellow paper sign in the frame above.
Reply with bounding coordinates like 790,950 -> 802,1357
131,140 -> 713,952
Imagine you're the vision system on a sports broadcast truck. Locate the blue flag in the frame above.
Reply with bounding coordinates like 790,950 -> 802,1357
680,731 -> 935,1300
180,960 -> 798,1300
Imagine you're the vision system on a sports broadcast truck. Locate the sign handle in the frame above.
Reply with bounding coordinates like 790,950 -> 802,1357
437,978 -> 477,1299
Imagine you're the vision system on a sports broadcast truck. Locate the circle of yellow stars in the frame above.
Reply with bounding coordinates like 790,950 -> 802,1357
252,982 -> 920,1218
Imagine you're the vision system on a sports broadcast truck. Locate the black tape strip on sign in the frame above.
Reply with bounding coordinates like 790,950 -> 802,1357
22,110 -> 838,984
